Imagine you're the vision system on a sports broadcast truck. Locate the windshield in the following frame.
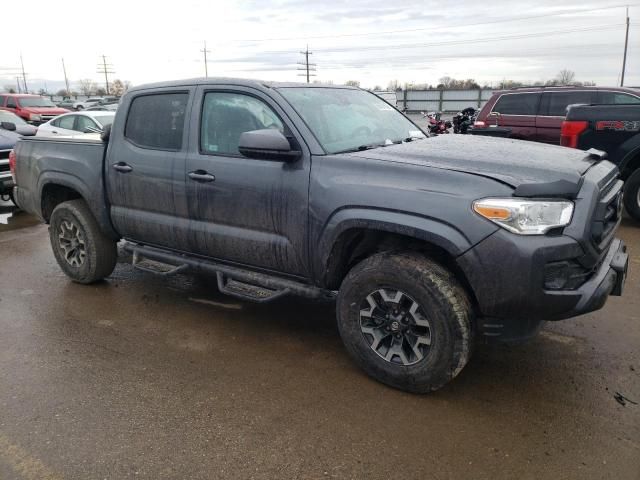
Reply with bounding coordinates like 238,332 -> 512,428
278,87 -> 425,154
0,110 -> 28,125
17,96 -> 56,108
93,114 -> 115,128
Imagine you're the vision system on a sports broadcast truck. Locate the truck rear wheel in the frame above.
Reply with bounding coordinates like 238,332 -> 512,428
624,169 -> 640,222
49,199 -> 117,284
337,252 -> 473,393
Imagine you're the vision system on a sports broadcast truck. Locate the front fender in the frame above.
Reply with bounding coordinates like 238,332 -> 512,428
314,207 -> 492,286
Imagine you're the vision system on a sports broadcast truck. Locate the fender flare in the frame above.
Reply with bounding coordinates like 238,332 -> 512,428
315,207 -> 474,286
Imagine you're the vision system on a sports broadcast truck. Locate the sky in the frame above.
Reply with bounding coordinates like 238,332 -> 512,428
0,0 -> 638,93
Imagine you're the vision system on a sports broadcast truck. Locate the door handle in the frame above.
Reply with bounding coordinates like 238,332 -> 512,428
52,130 -> 58,134
188,170 -> 215,182
112,162 -> 133,173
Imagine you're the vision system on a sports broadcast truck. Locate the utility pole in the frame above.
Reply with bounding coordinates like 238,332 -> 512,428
621,6 -> 629,87
297,45 -> 316,83
61,57 -> 71,95
19,53 -> 28,93
16,77 -> 21,94
200,41 -> 211,77
96,55 -> 115,95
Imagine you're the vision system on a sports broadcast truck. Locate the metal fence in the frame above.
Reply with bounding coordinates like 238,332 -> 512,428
394,89 -> 495,113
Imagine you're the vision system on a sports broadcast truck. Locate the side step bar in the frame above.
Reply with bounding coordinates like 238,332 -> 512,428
124,242 -> 336,303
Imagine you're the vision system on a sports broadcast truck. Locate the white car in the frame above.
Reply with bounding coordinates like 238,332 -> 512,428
73,97 -> 104,110
35,111 -> 115,138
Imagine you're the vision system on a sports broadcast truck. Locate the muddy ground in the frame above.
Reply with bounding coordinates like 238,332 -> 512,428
0,198 -> 638,479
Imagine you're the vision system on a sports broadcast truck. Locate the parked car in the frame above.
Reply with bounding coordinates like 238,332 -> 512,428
85,102 -> 119,112
73,97 -> 105,110
35,111 -> 116,138
471,86 -> 640,143
13,78 -> 628,393
0,94 -> 70,125
561,103 -> 640,221
56,97 -> 77,109
0,112 -> 36,204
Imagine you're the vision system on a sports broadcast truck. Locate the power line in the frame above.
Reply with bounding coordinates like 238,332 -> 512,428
96,55 -> 115,95
218,3 -> 639,44
297,45 -> 316,83
242,23 -> 624,58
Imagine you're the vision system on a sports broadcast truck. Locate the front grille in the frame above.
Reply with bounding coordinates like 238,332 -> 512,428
0,160 -> 9,174
0,150 -> 10,160
591,177 -> 623,251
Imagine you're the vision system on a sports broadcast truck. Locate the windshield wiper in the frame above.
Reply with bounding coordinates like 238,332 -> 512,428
333,143 -> 386,154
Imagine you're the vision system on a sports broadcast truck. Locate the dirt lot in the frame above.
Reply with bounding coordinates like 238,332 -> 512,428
0,198 -> 639,479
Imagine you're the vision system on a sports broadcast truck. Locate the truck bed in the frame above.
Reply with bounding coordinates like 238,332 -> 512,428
14,136 -> 115,236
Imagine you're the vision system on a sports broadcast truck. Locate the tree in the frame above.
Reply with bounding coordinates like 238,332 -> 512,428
3,85 -> 16,93
56,88 -> 70,97
78,79 -> 97,96
109,79 -> 130,97
372,85 -> 382,91
556,69 -> 575,85
95,87 -> 107,96
345,80 -> 360,87
38,88 -> 47,96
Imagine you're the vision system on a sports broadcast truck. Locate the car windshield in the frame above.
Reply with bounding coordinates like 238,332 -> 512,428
277,87 -> 425,154
93,114 -> 115,128
17,97 -> 56,108
0,110 -> 28,125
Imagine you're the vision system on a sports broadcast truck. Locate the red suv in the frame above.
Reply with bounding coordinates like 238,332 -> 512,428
0,94 -> 70,125
472,86 -> 640,144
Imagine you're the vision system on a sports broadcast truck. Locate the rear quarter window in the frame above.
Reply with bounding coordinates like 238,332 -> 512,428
125,92 -> 188,150
599,91 -> 640,104
492,93 -> 540,115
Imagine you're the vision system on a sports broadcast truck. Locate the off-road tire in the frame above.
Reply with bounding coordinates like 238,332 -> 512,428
337,251 -> 473,393
623,169 -> 640,222
49,199 -> 117,284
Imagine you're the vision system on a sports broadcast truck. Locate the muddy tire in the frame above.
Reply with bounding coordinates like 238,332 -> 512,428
624,169 -> 640,222
49,199 -> 117,284
337,251 -> 473,393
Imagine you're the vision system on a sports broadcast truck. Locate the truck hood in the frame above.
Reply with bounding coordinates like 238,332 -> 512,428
348,135 -> 598,197
22,107 -> 69,115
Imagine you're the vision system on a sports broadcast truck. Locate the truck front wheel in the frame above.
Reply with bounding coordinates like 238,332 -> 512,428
624,169 -> 640,222
49,199 -> 117,284
337,252 -> 473,393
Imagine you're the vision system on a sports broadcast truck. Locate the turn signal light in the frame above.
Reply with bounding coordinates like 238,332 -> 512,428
8,149 -> 16,181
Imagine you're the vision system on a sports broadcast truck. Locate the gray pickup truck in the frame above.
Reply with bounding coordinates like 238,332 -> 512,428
13,79 -> 629,393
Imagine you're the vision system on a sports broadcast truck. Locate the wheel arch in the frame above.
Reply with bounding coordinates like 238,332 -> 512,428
317,210 -> 479,307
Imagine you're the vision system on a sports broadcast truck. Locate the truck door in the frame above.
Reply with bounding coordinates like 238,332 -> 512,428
106,88 -> 193,251
184,86 -> 311,277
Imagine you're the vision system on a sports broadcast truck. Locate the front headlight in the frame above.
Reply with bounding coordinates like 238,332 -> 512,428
29,114 -> 41,122
473,198 -> 574,235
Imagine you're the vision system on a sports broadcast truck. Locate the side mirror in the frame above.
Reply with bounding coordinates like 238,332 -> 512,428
0,121 -> 16,131
83,126 -> 101,134
238,129 -> 300,162
488,111 -> 501,117
101,123 -> 111,143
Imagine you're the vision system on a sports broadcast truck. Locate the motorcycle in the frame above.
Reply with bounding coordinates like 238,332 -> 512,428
452,107 -> 477,134
421,111 -> 452,135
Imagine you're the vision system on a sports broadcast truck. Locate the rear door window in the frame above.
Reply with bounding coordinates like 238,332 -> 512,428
545,91 -> 596,116
125,92 -> 188,150
492,93 -> 540,115
6,97 -> 16,108
0,96 -> 5,107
